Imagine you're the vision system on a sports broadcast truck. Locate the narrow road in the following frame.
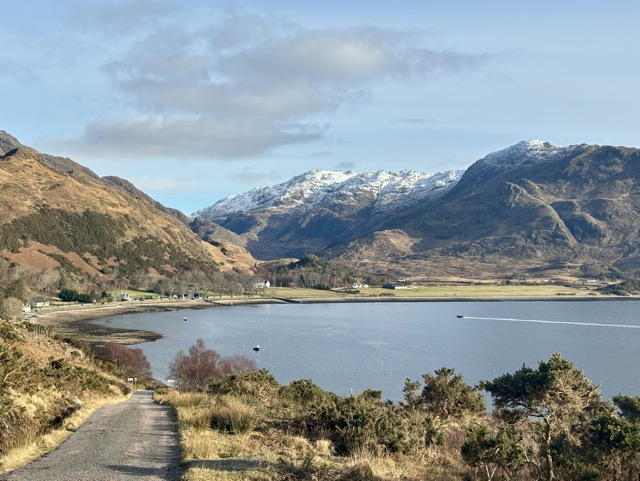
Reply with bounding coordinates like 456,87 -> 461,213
1,391 -> 181,481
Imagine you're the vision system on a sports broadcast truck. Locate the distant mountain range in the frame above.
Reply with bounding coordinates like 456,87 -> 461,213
4,126 -> 639,283
195,140 -> 640,279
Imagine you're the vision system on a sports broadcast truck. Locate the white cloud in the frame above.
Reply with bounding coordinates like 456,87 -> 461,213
51,115 -> 325,159
61,13 -> 490,161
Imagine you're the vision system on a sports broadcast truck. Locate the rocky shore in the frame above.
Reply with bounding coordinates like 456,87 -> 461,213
28,298 -> 220,345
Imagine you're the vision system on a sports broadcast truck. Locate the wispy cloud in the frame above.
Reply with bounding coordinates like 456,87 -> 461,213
58,12 -> 491,161
335,160 -> 356,170
51,115 -> 324,159
311,151 -> 335,158
227,168 -> 286,185
397,117 -> 436,125
69,0 -> 175,34
0,62 -> 39,84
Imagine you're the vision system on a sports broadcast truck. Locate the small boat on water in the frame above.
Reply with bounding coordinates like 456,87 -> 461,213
253,345 -> 260,352
456,315 -> 465,318
183,317 -> 188,322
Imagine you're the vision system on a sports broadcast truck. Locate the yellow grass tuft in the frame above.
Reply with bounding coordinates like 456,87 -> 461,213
210,396 -> 257,435
314,439 -> 334,456
182,466 -> 272,481
182,427 -> 248,460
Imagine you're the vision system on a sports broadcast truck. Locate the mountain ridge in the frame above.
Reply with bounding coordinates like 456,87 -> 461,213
195,167 -> 463,260
197,140 -> 640,279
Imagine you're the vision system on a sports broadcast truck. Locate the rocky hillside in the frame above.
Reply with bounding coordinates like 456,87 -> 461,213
0,130 -> 255,294
198,140 -> 640,279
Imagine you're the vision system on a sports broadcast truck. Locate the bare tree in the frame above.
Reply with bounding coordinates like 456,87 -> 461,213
98,342 -> 153,379
169,338 -> 222,391
1,298 -> 24,321
168,339 -> 257,391
220,354 -> 258,376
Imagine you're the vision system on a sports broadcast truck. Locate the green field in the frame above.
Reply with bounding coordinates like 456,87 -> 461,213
264,284 -> 600,300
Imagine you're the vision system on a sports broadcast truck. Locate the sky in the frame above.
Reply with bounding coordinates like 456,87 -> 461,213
2,1 -> 640,215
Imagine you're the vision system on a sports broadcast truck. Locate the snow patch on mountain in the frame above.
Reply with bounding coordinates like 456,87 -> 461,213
194,140 -> 584,221
478,140 -> 559,169
194,168 -> 464,219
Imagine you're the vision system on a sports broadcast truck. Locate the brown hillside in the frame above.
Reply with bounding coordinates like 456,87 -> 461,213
0,133 -> 256,290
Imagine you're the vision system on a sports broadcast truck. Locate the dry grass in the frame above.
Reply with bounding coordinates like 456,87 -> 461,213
1,322 -> 480,481
159,388 -> 474,481
182,466 -> 272,481
263,284 -> 600,301
0,321 -> 131,473
266,287 -> 351,299
0,393 -> 129,472
353,284 -> 592,298
210,396 -> 257,434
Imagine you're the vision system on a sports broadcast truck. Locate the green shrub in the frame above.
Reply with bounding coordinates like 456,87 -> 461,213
209,369 -> 280,403
0,321 -> 20,341
308,391 -> 423,455
281,379 -> 327,405
57,288 -> 91,303
418,367 -> 486,419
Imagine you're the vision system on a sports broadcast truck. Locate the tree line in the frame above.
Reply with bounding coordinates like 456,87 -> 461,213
258,254 -> 389,289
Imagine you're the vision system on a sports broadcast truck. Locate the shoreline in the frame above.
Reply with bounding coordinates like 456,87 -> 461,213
28,293 -> 635,345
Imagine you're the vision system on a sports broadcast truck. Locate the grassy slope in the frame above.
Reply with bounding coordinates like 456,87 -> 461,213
0,320 -> 131,472
0,147 -> 257,284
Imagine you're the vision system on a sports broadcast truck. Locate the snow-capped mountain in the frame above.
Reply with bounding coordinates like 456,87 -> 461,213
193,168 -> 463,260
195,168 -> 463,220
192,140 -> 640,279
478,139 -> 560,168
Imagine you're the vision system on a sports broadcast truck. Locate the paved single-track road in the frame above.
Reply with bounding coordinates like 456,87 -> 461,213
0,391 -> 181,481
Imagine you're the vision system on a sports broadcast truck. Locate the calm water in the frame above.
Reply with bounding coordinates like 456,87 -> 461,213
93,301 -> 640,402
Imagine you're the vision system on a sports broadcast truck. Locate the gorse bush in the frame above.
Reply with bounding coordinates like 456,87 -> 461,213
281,378 -> 327,405
209,368 -> 280,402
159,355 -> 640,480
308,389 -> 424,455
410,367 -> 486,419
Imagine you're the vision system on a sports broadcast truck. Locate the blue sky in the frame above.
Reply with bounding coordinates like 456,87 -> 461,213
2,1 -> 639,214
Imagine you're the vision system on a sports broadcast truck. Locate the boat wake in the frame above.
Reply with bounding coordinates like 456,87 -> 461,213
462,316 -> 640,330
